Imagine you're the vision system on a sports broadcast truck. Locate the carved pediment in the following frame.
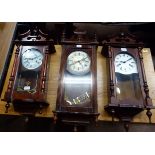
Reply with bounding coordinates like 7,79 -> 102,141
14,27 -> 54,44
61,29 -> 98,45
102,32 -> 144,47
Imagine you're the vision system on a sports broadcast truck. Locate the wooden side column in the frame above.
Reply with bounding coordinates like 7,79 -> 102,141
4,44 -> 20,113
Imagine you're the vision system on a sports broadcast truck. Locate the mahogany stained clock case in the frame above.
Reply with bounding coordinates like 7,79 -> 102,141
55,31 -> 99,129
3,27 -> 55,113
101,33 -> 153,130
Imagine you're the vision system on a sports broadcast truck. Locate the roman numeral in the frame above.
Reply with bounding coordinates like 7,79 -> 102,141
117,64 -> 121,67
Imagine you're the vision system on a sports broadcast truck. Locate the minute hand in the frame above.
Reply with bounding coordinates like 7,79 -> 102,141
124,58 -> 132,63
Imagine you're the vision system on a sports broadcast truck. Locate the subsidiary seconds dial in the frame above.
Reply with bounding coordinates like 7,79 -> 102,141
22,48 -> 44,70
66,51 -> 91,75
115,53 -> 138,74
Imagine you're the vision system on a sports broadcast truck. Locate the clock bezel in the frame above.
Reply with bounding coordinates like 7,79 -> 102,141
21,48 -> 44,70
66,50 -> 91,76
114,52 -> 138,75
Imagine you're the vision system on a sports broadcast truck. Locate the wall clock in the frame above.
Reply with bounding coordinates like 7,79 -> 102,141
55,30 -> 99,131
102,33 -> 153,131
3,27 -> 55,114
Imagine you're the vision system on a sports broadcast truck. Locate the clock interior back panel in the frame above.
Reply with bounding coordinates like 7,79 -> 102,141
1,45 -> 155,123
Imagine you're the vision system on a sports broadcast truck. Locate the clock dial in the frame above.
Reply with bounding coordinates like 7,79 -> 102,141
66,51 -> 91,75
115,53 -> 138,75
22,48 -> 43,70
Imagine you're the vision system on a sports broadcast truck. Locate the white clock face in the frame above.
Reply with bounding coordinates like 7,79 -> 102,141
22,48 -> 44,70
66,51 -> 91,75
115,53 -> 138,75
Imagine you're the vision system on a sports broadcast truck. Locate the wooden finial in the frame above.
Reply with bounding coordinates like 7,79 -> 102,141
146,109 -> 152,123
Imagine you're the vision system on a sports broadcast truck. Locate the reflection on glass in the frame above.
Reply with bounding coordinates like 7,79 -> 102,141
114,51 -> 143,104
15,71 -> 38,94
115,73 -> 143,102
63,72 -> 91,106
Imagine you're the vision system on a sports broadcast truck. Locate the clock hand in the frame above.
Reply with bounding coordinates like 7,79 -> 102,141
69,57 -> 88,66
32,55 -> 41,59
119,58 -> 132,64
124,58 -> 132,63
69,60 -> 79,66
26,56 -> 41,61
75,57 -> 87,63
79,57 -> 87,62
